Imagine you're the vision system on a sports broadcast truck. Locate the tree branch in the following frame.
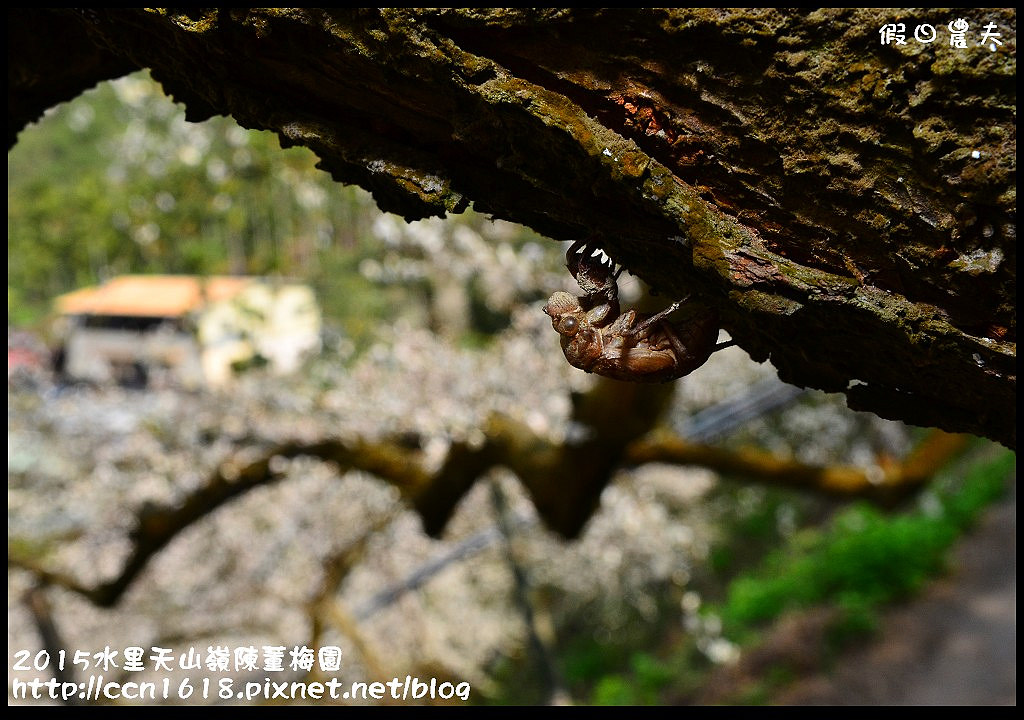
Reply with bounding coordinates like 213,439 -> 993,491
9,402 -> 967,610
7,8 -> 1016,446
626,429 -> 970,503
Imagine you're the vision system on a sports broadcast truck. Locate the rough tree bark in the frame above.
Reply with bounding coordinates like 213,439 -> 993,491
8,8 -> 1016,448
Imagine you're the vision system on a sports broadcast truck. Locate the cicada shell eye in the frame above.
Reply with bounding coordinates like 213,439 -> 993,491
558,315 -> 580,336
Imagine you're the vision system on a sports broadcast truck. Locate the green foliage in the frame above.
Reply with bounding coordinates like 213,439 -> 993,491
7,71 -> 396,339
548,446 -> 1012,706
734,665 -> 797,706
716,448 -> 1013,638
826,592 -> 878,652
591,674 -> 636,706
556,615 -> 700,706
590,652 -> 683,706
708,489 -> 797,577
12,82 -> 204,300
9,70 -> 560,349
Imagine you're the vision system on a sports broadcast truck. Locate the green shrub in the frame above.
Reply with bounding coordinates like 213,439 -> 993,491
718,448 -> 1013,637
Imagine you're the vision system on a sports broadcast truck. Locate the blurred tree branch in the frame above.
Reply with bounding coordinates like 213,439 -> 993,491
626,428 -> 971,501
8,378 -> 968,609
305,509 -> 402,683
7,8 -> 1015,447
489,478 -> 571,705
23,584 -> 80,705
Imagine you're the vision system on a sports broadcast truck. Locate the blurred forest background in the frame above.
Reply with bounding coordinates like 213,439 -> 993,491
8,71 -> 1015,705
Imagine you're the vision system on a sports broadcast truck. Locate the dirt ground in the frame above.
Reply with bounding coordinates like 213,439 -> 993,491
772,489 -> 1016,706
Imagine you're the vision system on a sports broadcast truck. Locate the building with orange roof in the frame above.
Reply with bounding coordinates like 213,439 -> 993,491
55,275 -> 321,387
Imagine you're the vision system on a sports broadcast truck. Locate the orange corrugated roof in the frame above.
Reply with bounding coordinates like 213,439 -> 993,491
55,275 -> 253,317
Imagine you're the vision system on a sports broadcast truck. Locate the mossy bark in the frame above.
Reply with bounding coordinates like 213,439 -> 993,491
8,8 -> 1016,447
